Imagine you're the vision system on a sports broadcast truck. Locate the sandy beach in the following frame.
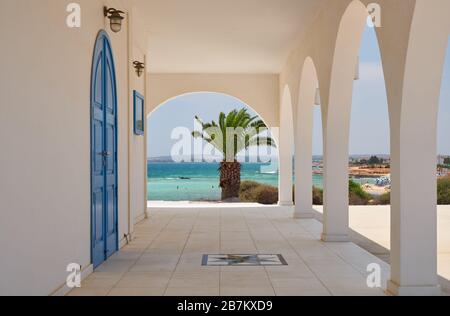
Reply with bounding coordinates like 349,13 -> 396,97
361,183 -> 390,196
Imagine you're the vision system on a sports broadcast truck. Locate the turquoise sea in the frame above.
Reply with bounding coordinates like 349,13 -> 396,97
147,162 -> 327,201
147,162 -> 379,201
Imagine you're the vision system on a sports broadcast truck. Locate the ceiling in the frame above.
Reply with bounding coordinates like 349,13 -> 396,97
131,0 -> 326,74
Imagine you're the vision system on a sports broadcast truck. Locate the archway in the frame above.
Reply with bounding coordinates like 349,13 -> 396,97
146,92 -> 279,203
348,24 -> 390,203
322,0 -> 450,295
294,57 -> 321,218
321,0 -> 370,242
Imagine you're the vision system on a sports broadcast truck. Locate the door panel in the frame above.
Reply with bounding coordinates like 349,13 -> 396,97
105,125 -> 115,174
92,121 -> 103,174
106,185 -> 117,257
105,59 -> 114,112
94,55 -> 103,105
104,37 -> 118,258
92,187 -> 105,268
91,31 -> 118,268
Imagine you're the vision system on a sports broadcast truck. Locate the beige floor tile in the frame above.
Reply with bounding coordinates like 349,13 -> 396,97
165,287 -> 220,296
168,274 -> 220,288
94,260 -> 135,274
220,274 -> 272,288
274,287 -> 331,296
174,266 -> 221,275
265,265 -> 316,279
220,287 -> 275,296
68,288 -> 111,296
269,277 -> 325,289
327,286 -> 386,296
316,275 -> 369,288
81,276 -> 121,289
109,250 -> 143,261
306,263 -> 362,279
115,272 -> 172,288
108,287 -> 166,296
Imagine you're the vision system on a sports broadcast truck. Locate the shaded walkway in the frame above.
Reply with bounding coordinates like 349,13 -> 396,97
69,206 -> 387,296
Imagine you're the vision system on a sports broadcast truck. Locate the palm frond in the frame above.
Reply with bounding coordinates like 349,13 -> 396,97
192,108 -> 274,159
192,131 -> 203,139
248,136 -> 277,148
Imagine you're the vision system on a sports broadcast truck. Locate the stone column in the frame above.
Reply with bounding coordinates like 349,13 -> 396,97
279,86 -> 294,207
386,0 -> 449,296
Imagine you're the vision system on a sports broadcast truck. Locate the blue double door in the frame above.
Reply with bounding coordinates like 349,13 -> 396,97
91,31 -> 119,268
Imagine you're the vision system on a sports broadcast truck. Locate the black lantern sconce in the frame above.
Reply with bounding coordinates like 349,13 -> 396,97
104,7 -> 125,33
133,61 -> 145,78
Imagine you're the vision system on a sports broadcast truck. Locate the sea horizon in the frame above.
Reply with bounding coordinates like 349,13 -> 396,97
147,154 -> 393,163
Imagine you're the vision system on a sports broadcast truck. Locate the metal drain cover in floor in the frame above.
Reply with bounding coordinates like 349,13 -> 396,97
202,254 -> 288,266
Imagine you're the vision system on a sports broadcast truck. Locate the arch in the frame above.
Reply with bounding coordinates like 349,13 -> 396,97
324,0 -> 369,122
147,73 -> 279,128
294,57 -> 320,218
146,91 -> 281,202
147,91 -> 275,133
278,85 -> 295,206
320,0 -> 371,242
147,91 -> 279,173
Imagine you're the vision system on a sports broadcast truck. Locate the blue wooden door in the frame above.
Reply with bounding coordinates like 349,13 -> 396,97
91,31 -> 119,268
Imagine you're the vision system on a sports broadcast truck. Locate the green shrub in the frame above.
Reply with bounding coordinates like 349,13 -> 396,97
349,180 -> 370,199
438,176 -> 450,205
313,187 -> 323,205
239,181 -> 261,201
348,180 -> 371,205
374,192 -> 390,205
240,181 -> 278,204
240,180 -> 386,206
252,185 -> 279,205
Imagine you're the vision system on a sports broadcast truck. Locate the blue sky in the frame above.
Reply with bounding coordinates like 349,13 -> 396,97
147,93 -> 273,159
148,26 -> 450,158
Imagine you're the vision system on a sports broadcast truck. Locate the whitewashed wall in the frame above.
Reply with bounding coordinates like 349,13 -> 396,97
0,0 -> 146,295
129,8 -> 147,225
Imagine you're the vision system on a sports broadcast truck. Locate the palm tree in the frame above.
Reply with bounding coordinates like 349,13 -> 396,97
192,108 -> 276,201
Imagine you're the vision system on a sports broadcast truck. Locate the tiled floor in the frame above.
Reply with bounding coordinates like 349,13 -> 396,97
314,205 -> 450,293
69,207 -> 388,296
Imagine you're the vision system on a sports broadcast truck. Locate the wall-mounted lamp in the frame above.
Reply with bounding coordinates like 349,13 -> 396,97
133,61 -> 145,77
104,7 -> 125,33
314,88 -> 321,106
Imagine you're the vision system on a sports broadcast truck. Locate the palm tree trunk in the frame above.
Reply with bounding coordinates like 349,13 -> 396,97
220,161 -> 241,200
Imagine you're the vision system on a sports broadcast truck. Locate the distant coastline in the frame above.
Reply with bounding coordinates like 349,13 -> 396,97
146,155 -> 450,201
147,154 -> 392,163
